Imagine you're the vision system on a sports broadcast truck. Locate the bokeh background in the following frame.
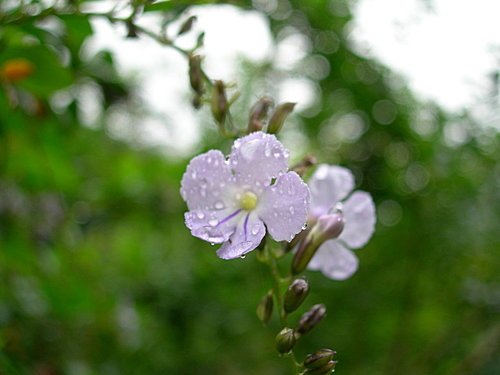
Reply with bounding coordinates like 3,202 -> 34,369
1,0 -> 499,374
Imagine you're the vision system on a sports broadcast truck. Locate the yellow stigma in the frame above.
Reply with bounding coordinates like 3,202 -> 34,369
239,191 -> 258,211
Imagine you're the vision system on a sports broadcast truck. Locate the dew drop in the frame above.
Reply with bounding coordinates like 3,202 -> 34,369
289,206 -> 295,214
215,201 -> 224,210
240,255 -> 246,259
207,157 -> 212,164
191,171 -> 197,179
210,243 -> 215,246
264,145 -> 271,157
251,225 -> 260,235
208,219 -> 218,226
196,212 -> 205,219
273,151 -> 281,158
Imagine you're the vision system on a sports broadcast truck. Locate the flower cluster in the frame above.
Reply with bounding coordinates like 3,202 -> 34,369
180,131 -> 376,279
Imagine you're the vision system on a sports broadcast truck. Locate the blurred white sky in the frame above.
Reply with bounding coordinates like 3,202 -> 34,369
352,0 -> 500,111
86,0 -> 500,154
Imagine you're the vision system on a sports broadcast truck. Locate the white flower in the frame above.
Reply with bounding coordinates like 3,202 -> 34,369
306,165 -> 376,280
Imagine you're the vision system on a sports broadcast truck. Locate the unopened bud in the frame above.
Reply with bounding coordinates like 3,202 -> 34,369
314,213 -> 345,243
211,80 -> 228,125
275,327 -> 296,353
248,97 -> 273,133
304,349 -> 336,370
284,278 -> 309,313
189,55 -> 204,95
1,58 -> 35,82
256,290 -> 274,324
292,213 -> 344,274
292,154 -> 317,177
296,304 -> 326,335
304,360 -> 337,374
267,102 -> 295,134
178,15 -> 197,36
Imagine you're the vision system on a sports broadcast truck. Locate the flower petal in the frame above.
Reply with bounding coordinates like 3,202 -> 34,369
309,165 -> 354,217
217,213 -> 266,259
229,132 -> 289,191
258,171 -> 310,242
185,209 -> 242,244
308,240 -> 359,280
338,191 -> 376,249
180,150 -> 236,211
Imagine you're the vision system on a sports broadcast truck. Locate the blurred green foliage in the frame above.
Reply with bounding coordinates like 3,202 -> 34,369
0,0 -> 499,374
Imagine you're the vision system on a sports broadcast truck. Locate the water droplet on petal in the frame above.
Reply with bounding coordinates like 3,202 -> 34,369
251,225 -> 260,235
215,201 -> 224,210
240,254 -> 246,259
240,139 -> 260,161
191,171 -> 197,179
208,219 -> 218,226
196,212 -> 205,219
210,242 -> 215,246
264,144 -> 271,157
289,206 -> 295,214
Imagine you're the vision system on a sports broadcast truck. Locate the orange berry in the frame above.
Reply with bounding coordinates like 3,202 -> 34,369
1,58 -> 35,82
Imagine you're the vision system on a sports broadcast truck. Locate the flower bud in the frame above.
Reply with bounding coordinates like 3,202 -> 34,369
296,304 -> 326,335
256,290 -> 274,324
284,278 -> 309,313
189,54 -> 204,96
1,58 -> 35,82
267,102 -> 295,134
304,360 -> 337,374
292,213 -> 344,275
304,349 -> 336,370
275,327 -> 296,354
248,97 -> 273,133
211,80 -> 228,125
314,213 -> 345,243
178,15 -> 197,36
291,154 -> 317,177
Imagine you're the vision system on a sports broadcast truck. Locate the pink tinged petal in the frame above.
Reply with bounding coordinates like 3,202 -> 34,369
258,171 -> 310,242
229,132 -> 289,191
217,213 -> 266,259
180,150 -> 236,211
308,241 -> 359,280
309,165 -> 355,217
185,209 -> 242,244
338,191 -> 376,249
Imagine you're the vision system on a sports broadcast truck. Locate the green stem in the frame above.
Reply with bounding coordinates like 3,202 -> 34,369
261,243 -> 302,374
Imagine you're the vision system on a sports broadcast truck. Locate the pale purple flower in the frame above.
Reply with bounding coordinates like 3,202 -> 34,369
181,132 -> 310,259
307,165 -> 376,280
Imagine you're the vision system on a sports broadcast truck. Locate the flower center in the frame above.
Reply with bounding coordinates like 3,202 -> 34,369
239,191 -> 258,211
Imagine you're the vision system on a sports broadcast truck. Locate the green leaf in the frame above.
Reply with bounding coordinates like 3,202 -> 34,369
58,14 -> 93,52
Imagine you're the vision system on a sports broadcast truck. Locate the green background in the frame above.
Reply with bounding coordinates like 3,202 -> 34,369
0,1 -> 498,374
